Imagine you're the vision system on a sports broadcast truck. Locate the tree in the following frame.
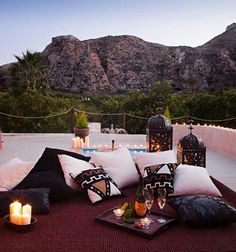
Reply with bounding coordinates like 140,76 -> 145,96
185,76 -> 202,94
147,81 -> 172,116
10,50 -> 50,95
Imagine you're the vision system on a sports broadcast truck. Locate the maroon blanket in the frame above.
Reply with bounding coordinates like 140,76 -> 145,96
1,178 -> 236,252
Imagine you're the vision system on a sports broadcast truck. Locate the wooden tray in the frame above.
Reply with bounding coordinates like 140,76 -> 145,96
95,207 -> 177,239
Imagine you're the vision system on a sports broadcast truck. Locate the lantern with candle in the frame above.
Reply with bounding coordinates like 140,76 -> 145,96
146,106 -> 173,152
177,121 -> 206,167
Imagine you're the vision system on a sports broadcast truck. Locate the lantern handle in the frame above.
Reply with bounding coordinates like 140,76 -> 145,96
188,119 -> 194,133
157,102 -> 163,115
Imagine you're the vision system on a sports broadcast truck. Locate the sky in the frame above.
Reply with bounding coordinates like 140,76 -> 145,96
0,0 -> 236,65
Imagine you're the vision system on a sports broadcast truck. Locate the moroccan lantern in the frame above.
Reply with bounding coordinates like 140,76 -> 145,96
146,108 -> 173,152
177,122 -> 206,167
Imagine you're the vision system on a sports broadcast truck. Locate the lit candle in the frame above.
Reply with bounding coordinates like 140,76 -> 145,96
21,214 -> 30,225
113,208 -> 124,219
10,201 -> 22,216
11,213 -> 21,225
9,202 -> 32,225
72,137 -> 77,149
85,136 -> 89,148
140,217 -> 151,229
77,137 -> 81,148
80,138 -> 84,148
22,204 -> 32,217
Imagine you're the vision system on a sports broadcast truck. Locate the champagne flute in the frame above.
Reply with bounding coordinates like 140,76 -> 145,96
157,187 -> 167,224
144,188 -> 154,223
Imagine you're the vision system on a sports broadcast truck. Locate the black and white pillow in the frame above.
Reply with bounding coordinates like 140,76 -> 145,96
143,163 -> 178,193
72,168 -> 122,204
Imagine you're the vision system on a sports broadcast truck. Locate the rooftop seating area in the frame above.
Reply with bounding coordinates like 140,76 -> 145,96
1,125 -> 235,191
0,125 -> 236,251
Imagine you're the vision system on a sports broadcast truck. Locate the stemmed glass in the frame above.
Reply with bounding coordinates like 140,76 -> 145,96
144,188 -> 154,223
157,187 -> 167,224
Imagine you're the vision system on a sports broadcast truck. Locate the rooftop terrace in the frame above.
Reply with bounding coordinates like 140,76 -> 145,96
0,124 -> 236,191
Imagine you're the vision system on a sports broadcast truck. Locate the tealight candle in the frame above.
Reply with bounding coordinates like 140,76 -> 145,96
113,208 -> 124,219
140,217 -> 151,229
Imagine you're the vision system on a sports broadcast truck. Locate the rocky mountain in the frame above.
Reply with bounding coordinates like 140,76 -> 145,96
1,23 -> 236,94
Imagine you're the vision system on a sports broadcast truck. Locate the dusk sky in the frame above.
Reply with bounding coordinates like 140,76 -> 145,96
1,0 -> 235,65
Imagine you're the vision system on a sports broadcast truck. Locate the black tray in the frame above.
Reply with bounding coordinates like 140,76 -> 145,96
95,207 -> 177,239
4,215 -> 37,233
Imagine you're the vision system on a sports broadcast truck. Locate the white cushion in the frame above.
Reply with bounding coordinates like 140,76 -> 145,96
90,146 -> 139,189
134,150 -> 177,176
0,158 -> 33,191
171,164 -> 222,197
58,154 -> 95,189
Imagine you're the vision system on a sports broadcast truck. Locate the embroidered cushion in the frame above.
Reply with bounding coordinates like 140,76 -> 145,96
143,163 -> 177,193
72,168 -> 122,204
58,154 -> 96,189
134,150 -> 177,176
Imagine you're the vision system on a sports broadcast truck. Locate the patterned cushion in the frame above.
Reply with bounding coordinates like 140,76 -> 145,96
72,168 -> 122,204
143,163 -> 178,193
169,195 -> 236,226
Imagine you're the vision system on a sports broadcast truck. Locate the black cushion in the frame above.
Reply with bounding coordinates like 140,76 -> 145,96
0,188 -> 50,216
168,195 -> 236,226
14,170 -> 75,202
30,147 -> 90,175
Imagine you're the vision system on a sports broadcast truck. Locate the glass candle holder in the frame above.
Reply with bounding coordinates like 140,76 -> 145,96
140,217 -> 151,229
113,208 -> 124,219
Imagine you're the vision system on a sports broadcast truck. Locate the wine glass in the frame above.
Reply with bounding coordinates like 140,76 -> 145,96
144,188 -> 154,223
157,187 -> 167,224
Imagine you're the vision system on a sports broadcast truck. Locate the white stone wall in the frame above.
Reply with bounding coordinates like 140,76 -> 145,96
173,124 -> 236,159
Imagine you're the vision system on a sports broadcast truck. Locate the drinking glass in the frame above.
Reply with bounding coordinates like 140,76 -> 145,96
157,187 -> 167,224
144,188 -> 154,222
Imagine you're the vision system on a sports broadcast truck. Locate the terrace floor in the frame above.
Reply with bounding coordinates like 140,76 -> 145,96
0,133 -> 236,192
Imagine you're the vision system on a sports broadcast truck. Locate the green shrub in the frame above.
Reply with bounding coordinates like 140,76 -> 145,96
76,112 -> 89,128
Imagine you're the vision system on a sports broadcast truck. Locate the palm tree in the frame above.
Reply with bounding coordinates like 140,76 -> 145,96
11,50 -> 51,95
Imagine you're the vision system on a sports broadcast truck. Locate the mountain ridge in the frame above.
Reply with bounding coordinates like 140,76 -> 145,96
1,23 -> 236,94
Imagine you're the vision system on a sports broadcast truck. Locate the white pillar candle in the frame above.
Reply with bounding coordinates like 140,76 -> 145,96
21,214 -> 31,225
77,137 -> 81,148
10,201 -> 22,223
11,213 -> 21,225
72,138 -> 77,149
80,138 -> 84,148
22,204 -> 32,217
85,136 -> 89,148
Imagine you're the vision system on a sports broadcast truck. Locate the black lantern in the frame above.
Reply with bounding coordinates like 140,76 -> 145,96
177,122 -> 206,167
146,107 -> 173,152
